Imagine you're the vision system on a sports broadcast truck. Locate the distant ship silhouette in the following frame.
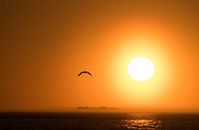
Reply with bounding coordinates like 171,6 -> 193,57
76,106 -> 117,110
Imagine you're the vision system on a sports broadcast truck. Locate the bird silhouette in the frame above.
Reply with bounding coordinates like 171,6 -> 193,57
78,71 -> 92,77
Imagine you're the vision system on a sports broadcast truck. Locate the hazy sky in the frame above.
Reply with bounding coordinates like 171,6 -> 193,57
0,0 -> 199,112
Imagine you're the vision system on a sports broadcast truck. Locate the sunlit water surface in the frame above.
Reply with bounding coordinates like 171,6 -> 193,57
0,113 -> 199,130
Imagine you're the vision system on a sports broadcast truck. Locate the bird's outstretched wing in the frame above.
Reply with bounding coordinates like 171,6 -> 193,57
78,71 -> 92,77
78,73 -> 82,76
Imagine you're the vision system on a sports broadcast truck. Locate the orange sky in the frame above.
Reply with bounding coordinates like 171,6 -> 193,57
0,0 -> 199,112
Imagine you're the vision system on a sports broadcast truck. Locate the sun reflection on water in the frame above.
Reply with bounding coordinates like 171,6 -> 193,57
121,119 -> 161,129
120,114 -> 161,129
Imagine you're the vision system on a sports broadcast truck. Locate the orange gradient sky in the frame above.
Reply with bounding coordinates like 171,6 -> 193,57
0,0 -> 199,112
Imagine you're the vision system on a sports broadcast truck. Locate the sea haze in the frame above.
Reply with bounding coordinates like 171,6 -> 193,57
0,112 -> 199,130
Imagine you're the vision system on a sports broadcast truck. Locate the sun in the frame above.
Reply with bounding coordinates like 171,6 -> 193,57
128,57 -> 155,81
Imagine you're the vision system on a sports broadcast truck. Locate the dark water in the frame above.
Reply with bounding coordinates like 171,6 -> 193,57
1,112 -> 199,130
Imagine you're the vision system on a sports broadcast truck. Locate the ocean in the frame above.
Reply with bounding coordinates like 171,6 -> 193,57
0,112 -> 199,130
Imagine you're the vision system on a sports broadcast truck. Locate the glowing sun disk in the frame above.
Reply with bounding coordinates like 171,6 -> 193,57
128,57 -> 155,81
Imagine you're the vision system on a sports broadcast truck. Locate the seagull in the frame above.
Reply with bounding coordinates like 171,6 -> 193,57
78,71 -> 92,77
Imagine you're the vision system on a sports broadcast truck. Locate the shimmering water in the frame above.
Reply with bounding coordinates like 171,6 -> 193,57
0,113 -> 199,130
